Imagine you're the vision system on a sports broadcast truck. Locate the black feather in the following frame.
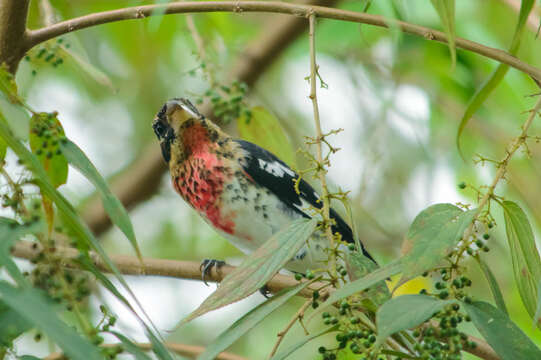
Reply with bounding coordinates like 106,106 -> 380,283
235,139 -> 375,262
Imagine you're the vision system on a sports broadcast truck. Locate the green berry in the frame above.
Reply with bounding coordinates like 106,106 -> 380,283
458,182 -> 466,189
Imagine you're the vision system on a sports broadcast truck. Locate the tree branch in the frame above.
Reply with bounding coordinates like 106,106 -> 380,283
0,0 -> 31,73
11,240 -> 321,298
81,0 -> 338,235
12,240 -> 500,360
45,342 -> 247,360
23,1 -> 541,81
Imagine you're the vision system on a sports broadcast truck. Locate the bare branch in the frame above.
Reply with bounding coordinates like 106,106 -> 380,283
0,0 -> 31,73
11,240 -> 322,298
45,342 -> 248,360
23,1 -> 541,81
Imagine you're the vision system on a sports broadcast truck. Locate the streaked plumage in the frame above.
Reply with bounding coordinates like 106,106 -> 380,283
152,98 -> 374,273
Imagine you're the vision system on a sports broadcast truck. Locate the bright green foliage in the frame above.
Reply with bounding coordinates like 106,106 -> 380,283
0,299 -> 32,348
456,0 -> 535,156
237,106 -> 297,168
464,301 -> 541,359
501,200 -> 541,323
60,138 -> 141,261
182,218 -> 317,323
401,203 -> 476,279
430,0 -> 456,68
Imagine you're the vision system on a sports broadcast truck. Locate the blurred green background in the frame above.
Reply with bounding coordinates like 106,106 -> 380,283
12,0 -> 541,358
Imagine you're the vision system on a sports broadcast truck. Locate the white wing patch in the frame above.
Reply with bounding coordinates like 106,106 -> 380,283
257,159 -> 296,178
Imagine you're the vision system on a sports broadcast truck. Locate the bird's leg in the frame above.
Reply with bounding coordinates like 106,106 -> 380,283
199,259 -> 226,286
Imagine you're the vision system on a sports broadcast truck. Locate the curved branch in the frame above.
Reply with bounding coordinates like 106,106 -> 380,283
45,342 -> 247,360
25,1 -> 541,81
11,240 -> 321,298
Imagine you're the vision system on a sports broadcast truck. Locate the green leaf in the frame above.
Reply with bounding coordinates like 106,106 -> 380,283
474,255 -> 508,316
109,332 -> 152,360
501,200 -> 541,321
60,139 -> 141,261
345,251 -> 389,310
237,106 -> 296,167
269,325 -> 339,360
18,356 -> 42,360
0,217 -> 43,287
315,260 -> 403,317
0,64 -> 23,105
29,113 -> 68,188
533,279 -> 541,328
146,329 -> 174,360
199,281 -> 313,360
0,136 -> 6,161
463,301 -> 541,359
430,0 -> 456,68
183,218 -> 317,323
456,0 -> 534,155
0,65 -> 30,140
401,204 -> 476,279
0,281 -> 103,360
0,299 -> 32,347
375,295 -> 455,346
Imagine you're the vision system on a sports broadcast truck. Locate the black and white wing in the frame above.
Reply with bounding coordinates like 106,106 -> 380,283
235,139 -> 375,262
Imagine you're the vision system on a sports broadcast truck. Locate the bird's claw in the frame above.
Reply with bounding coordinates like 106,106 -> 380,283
200,259 -> 226,286
259,284 -> 271,298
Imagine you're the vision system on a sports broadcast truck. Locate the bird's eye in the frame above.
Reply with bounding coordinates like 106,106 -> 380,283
153,121 -> 166,138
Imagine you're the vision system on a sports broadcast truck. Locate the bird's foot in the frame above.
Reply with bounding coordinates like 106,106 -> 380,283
259,284 -> 271,298
200,259 -> 226,286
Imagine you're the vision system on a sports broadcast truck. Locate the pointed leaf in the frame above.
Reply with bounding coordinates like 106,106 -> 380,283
475,255 -> 508,316
501,200 -> 541,321
401,204 -> 476,279
0,64 -> 23,105
315,260 -> 403,317
464,301 -> 541,359
0,217 -> 43,287
270,325 -> 339,360
237,107 -> 296,167
456,0 -> 534,155
199,280 -> 313,360
430,0 -> 456,68
60,139 -> 141,261
183,218 -> 317,323
0,282 -> 102,360
375,295 -> 455,346
110,332 -> 152,360
29,112 -> 68,188
535,279 -> 541,328
0,299 -> 32,347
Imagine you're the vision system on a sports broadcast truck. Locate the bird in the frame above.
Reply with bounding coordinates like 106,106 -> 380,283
152,98 -> 374,278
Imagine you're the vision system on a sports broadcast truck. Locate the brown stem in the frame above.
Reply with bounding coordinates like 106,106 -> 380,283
0,0 -> 30,73
81,0 -> 338,235
23,1 -> 541,81
11,240 -> 322,298
45,342 -> 247,360
268,298 -> 312,358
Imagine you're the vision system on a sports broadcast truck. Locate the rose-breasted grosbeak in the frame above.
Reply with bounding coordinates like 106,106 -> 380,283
152,98 -> 374,275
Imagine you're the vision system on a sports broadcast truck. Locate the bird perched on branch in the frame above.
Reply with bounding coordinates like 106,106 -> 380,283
152,98 -> 374,277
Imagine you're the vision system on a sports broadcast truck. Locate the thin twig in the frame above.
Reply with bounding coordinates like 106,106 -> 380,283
458,95 -> 541,254
308,13 -> 337,278
268,298 -> 312,358
45,342 -> 247,360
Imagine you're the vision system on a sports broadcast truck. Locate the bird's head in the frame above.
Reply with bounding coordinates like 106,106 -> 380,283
152,98 -> 205,163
